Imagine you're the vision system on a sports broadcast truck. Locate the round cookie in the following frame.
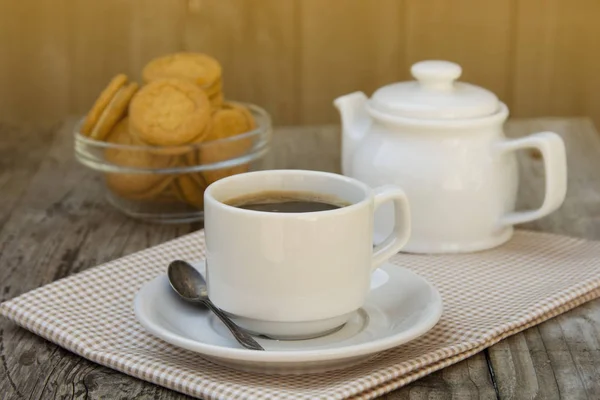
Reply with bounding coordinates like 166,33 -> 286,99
209,91 -> 224,108
142,52 -> 222,88
204,79 -> 224,108
174,173 -> 208,209
182,118 -> 213,166
129,78 -> 211,146
153,185 -> 183,203
201,102 -> 257,184
90,82 -> 139,141
81,74 -> 128,136
104,118 -> 175,199
207,102 -> 256,141
203,78 -> 222,98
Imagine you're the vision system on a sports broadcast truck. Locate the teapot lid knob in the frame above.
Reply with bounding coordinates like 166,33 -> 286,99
411,60 -> 462,90
369,59 -> 500,119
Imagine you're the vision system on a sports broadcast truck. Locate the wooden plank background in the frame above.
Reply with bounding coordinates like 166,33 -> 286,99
0,0 -> 599,128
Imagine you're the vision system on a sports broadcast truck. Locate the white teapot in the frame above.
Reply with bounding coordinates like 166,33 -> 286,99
334,60 -> 567,253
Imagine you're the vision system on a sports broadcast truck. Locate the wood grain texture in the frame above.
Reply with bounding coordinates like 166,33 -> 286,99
128,0 -> 187,80
257,125 -> 341,173
184,0 -> 299,125
1,117 -> 599,398
0,0 -> 70,123
489,299 -> 600,400
506,118 -> 600,238
299,0 -> 404,124
382,352 -> 498,399
404,0 -> 513,104
511,1 -> 600,122
0,122 -> 55,228
66,0 -> 187,118
65,0 -> 135,117
0,119 -> 195,399
1,0 -> 600,129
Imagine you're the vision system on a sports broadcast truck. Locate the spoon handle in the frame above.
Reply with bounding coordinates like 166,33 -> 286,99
202,299 -> 265,351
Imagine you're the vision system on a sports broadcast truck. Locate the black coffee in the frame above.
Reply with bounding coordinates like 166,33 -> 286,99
226,191 -> 347,213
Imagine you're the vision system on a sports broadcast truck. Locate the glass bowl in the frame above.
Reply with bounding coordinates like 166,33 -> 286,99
74,103 -> 272,223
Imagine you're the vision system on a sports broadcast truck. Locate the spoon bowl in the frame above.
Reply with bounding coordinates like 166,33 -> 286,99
167,260 -> 264,351
168,260 -> 209,300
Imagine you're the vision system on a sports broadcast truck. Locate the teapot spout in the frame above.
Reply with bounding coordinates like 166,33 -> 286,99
334,92 -> 371,176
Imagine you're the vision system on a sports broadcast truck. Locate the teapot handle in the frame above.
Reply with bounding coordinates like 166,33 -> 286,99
497,132 -> 567,226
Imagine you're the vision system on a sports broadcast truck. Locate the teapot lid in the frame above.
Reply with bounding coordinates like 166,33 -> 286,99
369,60 -> 500,120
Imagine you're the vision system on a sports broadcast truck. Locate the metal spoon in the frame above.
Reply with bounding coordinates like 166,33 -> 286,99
167,260 -> 264,351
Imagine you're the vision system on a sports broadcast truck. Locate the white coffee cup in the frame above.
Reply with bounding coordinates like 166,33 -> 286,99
204,170 -> 411,340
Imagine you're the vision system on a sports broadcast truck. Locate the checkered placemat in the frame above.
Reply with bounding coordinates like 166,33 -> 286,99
2,230 -> 600,399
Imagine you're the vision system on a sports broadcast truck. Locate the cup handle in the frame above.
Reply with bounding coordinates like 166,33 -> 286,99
371,185 -> 411,271
496,131 -> 567,226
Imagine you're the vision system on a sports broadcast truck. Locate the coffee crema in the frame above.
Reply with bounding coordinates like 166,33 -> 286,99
225,190 -> 349,213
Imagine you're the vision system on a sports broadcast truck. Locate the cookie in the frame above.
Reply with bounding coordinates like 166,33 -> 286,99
90,82 -> 139,141
200,102 -> 257,184
209,91 -> 224,108
174,173 -> 208,209
142,52 -> 222,88
104,118 -> 175,199
203,78 -> 222,98
129,78 -> 211,146
150,183 -> 183,203
208,102 -> 256,140
81,74 -> 128,136
108,174 -> 174,201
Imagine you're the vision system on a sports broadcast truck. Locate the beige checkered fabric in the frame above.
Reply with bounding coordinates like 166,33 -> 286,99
2,230 -> 600,399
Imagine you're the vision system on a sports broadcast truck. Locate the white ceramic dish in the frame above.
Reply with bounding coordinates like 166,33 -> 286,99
134,261 -> 443,375
335,60 -> 567,253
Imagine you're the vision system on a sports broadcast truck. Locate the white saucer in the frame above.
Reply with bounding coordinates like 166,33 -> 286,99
134,262 -> 443,375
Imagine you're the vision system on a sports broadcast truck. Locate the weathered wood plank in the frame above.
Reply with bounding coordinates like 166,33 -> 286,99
257,125 -> 342,173
489,298 -> 600,400
0,122 -> 55,231
0,119 -> 194,399
486,117 -> 600,400
506,118 -> 600,239
383,352 -> 498,399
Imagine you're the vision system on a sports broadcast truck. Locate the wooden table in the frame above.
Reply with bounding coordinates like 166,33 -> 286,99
1,117 -> 599,399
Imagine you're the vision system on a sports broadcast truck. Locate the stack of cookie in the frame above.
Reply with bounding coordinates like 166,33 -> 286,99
80,52 -> 258,210
80,74 -> 139,141
143,53 -> 224,108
